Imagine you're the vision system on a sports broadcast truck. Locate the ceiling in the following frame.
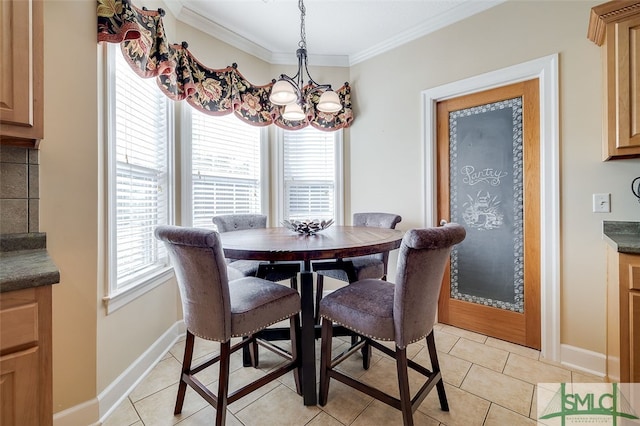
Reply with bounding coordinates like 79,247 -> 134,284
163,0 -> 505,67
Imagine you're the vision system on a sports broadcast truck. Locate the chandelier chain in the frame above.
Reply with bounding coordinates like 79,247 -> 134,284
298,0 -> 306,50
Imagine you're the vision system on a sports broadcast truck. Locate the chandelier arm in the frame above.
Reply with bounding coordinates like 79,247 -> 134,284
302,58 -> 332,92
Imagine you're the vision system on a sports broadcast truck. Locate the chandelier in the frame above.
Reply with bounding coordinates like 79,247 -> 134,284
269,0 -> 343,121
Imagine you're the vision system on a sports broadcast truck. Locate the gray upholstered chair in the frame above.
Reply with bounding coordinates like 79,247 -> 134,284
212,213 -> 268,278
313,212 -> 402,324
155,225 -> 301,426
318,223 -> 466,426
212,213 -> 301,288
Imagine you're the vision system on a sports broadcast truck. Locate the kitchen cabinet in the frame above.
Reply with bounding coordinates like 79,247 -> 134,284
604,221 -> 640,383
0,286 -> 52,426
588,1 -> 640,160
0,0 -> 44,147
606,250 -> 640,382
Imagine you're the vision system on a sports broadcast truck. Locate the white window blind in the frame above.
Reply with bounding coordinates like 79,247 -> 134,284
283,128 -> 336,221
190,112 -> 262,229
110,48 -> 172,291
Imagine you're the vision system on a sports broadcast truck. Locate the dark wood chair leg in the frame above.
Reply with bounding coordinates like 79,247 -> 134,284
215,341 -> 231,426
174,331 -> 195,415
318,318 -> 333,406
314,275 -> 324,325
361,341 -> 371,370
427,332 -> 449,411
290,313 -> 303,395
242,336 -> 252,367
248,335 -> 259,368
396,347 -> 414,426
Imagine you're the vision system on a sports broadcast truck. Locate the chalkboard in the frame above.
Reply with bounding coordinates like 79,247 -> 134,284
449,97 -> 524,313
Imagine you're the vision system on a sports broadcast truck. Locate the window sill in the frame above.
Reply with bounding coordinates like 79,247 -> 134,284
103,267 -> 174,314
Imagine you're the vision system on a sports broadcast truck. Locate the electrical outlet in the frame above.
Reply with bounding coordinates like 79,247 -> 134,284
593,193 -> 611,213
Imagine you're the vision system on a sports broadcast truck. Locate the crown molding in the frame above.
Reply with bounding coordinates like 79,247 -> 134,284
161,0 -> 182,23
174,6 -> 349,67
349,0 -> 505,65
176,7 -> 275,64
169,1 -> 505,68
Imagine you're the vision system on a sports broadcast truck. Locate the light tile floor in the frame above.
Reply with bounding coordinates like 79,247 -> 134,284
102,323 -> 604,425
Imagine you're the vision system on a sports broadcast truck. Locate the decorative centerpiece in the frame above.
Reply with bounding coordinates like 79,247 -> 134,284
282,219 -> 334,235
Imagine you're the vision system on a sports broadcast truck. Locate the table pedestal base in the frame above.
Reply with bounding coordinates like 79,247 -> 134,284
242,269 -> 357,405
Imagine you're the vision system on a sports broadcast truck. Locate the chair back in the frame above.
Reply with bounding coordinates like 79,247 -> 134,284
393,223 -> 466,348
155,226 -> 232,342
353,212 -> 402,229
353,212 -> 402,270
212,214 -> 267,233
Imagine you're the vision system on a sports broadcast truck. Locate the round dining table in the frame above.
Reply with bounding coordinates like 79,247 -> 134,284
219,225 -> 404,405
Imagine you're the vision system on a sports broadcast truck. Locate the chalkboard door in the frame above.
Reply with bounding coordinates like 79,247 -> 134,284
436,79 -> 541,349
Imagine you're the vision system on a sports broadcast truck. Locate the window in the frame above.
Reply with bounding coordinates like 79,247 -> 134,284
277,127 -> 343,224
184,111 -> 265,229
104,44 -> 174,311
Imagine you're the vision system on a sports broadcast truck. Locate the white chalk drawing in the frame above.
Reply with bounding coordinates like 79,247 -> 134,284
461,165 -> 508,186
462,190 -> 504,230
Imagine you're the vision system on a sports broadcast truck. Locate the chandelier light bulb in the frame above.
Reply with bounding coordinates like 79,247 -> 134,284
270,80 -> 298,105
282,103 -> 306,121
317,90 -> 342,113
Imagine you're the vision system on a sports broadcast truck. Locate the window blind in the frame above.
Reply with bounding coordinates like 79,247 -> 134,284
113,50 -> 170,288
191,112 -> 261,229
283,128 -> 335,221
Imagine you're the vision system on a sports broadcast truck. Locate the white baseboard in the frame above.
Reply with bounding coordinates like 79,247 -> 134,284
53,320 -> 186,426
98,320 -> 186,422
560,343 -> 606,378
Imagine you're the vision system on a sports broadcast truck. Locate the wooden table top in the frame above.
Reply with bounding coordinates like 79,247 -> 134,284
219,226 -> 404,262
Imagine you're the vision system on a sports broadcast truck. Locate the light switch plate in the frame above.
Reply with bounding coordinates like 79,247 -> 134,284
593,193 -> 611,213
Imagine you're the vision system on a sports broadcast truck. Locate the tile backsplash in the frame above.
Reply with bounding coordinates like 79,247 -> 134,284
0,146 -> 39,234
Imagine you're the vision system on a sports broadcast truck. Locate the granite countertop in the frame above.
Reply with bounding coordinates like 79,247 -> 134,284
0,233 -> 60,293
603,221 -> 640,254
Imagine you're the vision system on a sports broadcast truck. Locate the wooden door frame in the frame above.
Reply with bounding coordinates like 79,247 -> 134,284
421,54 -> 560,362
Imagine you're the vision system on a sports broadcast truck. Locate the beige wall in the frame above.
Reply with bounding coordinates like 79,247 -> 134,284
43,0 -> 100,412
349,0 -> 640,354
43,0 -> 196,413
41,0 -> 640,419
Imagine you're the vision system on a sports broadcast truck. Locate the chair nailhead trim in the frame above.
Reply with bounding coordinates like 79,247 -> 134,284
190,331 -> 216,341
189,311 -> 300,342
231,310 -> 300,338
320,314 -> 431,349
320,314 -> 394,342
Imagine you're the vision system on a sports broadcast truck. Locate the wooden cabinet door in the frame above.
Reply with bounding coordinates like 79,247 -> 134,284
621,254 -> 640,383
0,347 -> 40,426
589,1 -> 640,159
0,0 -> 43,145
0,287 -> 52,426
630,291 -> 640,383
604,15 -> 640,158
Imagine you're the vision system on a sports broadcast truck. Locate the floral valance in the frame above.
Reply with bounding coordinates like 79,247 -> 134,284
97,0 -> 353,131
